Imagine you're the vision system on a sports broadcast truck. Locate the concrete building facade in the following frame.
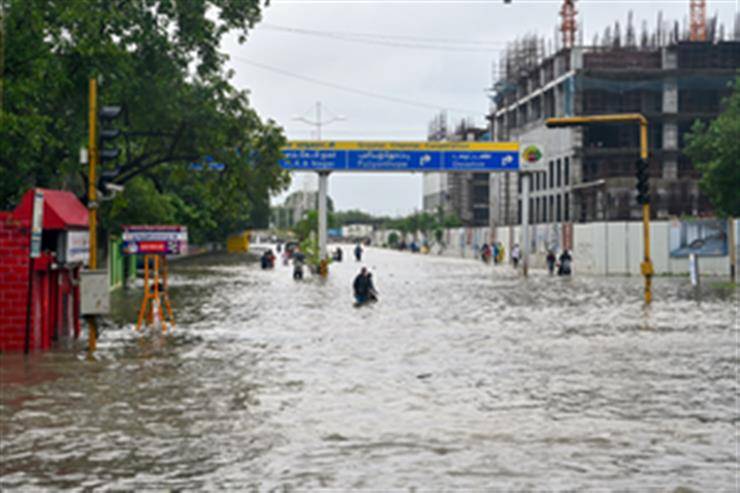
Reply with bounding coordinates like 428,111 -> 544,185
488,40 -> 739,228
422,118 -> 491,226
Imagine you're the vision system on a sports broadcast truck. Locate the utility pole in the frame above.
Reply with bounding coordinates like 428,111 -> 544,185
87,78 -> 98,354
0,4 -> 5,112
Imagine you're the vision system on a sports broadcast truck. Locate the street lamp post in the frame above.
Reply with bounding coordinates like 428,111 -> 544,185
292,102 -> 346,264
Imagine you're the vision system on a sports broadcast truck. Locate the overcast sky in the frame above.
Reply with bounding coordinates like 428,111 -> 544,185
223,0 -> 737,217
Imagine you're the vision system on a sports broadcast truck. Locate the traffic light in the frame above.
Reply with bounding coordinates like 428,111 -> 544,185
98,105 -> 122,162
635,158 -> 650,205
98,168 -> 122,194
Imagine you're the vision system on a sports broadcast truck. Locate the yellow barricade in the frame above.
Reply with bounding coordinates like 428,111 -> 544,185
227,231 -> 250,253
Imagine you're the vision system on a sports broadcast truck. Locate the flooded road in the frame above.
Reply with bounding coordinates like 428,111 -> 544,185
1,247 -> 737,490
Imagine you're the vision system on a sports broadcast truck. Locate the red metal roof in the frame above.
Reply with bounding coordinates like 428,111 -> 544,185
14,188 -> 88,230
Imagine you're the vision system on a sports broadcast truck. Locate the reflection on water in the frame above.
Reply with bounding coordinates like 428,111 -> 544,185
1,249 -> 737,490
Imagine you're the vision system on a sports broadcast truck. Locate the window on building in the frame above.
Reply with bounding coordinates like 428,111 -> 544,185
517,199 -> 522,224
541,197 -> 546,223
535,173 -> 540,191
473,185 -> 489,204
542,196 -> 547,222
564,157 -> 570,185
549,162 -> 554,188
557,195 -> 562,222
564,193 -> 570,221
473,208 -> 489,224
549,196 -> 554,222
556,159 -> 562,187
529,198 -> 534,224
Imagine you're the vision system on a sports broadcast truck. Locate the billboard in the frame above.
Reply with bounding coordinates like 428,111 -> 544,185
669,219 -> 728,257
122,225 -> 188,255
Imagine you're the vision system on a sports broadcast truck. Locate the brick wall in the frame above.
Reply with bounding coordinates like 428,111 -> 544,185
0,212 -> 31,352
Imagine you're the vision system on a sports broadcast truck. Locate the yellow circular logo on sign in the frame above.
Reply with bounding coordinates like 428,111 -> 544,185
522,145 -> 543,163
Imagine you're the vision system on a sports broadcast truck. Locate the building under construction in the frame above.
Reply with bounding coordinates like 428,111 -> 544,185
488,8 -> 739,227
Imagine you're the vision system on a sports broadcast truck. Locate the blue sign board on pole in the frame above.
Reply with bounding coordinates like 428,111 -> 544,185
280,141 -> 520,172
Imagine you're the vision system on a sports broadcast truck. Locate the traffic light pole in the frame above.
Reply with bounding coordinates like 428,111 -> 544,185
87,77 -> 98,354
546,113 -> 654,304
521,172 -> 531,276
638,119 -> 653,304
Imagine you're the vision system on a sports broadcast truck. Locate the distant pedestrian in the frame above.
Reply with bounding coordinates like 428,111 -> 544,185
558,250 -> 572,276
511,243 -> 521,269
261,249 -> 276,269
353,267 -> 377,305
292,248 -> 305,280
481,243 -> 492,264
354,243 -> 363,262
546,250 -> 557,275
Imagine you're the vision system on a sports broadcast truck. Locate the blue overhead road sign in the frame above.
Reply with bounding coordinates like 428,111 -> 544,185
280,141 -> 520,172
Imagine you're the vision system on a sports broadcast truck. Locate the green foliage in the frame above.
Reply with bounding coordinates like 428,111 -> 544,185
441,213 -> 463,228
388,231 -> 399,248
685,78 -> 740,217
1,0 -> 289,242
382,211 -> 461,242
299,234 -> 323,269
333,209 -> 377,226
293,210 -> 337,242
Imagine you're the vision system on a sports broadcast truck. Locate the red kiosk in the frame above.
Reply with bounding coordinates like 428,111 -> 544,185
0,189 -> 89,352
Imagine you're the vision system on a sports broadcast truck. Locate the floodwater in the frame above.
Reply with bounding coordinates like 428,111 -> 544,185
1,247 -> 737,491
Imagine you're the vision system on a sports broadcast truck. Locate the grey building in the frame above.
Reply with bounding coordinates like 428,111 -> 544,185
488,37 -> 739,227
422,117 -> 490,226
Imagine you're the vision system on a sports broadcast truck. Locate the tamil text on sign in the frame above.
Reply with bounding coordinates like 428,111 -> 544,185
280,141 -> 520,172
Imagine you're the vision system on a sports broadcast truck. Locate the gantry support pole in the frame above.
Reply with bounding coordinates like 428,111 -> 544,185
318,171 -> 329,269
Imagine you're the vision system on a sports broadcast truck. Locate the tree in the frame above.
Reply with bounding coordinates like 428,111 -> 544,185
293,210 -> 337,242
1,0 -> 289,242
685,78 -> 740,217
441,213 -> 463,228
333,209 -> 376,226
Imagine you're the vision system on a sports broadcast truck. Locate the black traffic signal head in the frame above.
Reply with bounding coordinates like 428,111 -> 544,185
635,158 -> 650,205
98,105 -> 123,162
97,168 -> 123,194
99,105 -> 122,121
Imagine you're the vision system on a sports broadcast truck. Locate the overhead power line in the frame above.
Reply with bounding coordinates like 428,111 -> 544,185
260,24 -> 508,52
230,55 -> 484,116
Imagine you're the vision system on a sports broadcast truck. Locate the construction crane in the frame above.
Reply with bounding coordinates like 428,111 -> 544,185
689,0 -> 707,41
560,0 -> 577,48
